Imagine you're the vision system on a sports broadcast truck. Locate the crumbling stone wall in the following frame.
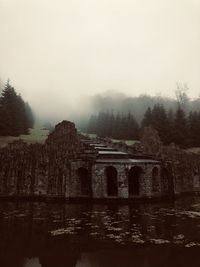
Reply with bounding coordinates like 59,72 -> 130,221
0,121 -> 95,198
98,126 -> 200,198
161,146 -> 200,195
139,126 -> 200,195
0,121 -> 199,200
0,141 -> 40,195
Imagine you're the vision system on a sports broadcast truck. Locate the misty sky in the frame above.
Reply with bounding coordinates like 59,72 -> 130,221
0,0 -> 200,119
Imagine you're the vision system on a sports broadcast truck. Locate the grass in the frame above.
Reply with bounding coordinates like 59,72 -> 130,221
81,132 -> 140,145
81,133 -> 97,139
20,126 -> 49,144
110,139 -> 140,145
0,125 -> 49,148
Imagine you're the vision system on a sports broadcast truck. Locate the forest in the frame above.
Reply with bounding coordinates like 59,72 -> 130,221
0,80 -> 34,136
86,86 -> 200,148
87,105 -> 200,148
0,79 -> 199,149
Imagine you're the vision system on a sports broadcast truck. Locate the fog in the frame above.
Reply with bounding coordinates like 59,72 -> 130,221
0,0 -> 200,124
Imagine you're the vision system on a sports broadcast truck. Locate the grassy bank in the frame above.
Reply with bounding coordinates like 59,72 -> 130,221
81,132 -> 139,146
0,125 -> 49,148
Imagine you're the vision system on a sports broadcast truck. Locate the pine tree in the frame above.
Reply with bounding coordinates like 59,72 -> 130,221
0,80 -> 34,136
165,109 -> 175,144
173,107 -> 189,147
141,107 -> 152,128
142,105 -> 169,144
188,111 -> 200,147
151,104 -> 169,144
87,115 -> 97,134
87,111 -> 140,140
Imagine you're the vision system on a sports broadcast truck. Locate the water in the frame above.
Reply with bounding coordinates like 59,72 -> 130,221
1,197 -> 200,267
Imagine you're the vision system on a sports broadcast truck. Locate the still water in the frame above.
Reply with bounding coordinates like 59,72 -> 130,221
1,197 -> 200,267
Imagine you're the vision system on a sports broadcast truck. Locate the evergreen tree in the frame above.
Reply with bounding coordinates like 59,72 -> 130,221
87,98 -> 200,147
151,104 -> 169,144
87,115 -> 97,134
142,104 -> 169,144
141,107 -> 152,128
165,109 -> 175,144
0,80 -> 34,136
87,111 -> 140,140
107,111 -> 115,137
173,107 -> 189,147
188,111 -> 200,147
113,113 -> 122,139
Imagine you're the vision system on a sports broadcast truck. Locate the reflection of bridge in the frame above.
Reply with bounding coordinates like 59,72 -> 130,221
72,139 -> 174,200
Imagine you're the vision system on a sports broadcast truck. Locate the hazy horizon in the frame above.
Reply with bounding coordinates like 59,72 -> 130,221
0,0 -> 200,121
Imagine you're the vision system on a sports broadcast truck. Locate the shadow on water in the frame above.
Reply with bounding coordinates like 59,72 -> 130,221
0,197 -> 200,266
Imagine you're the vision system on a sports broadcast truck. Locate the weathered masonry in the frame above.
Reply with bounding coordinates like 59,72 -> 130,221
88,144 -> 163,199
0,120 -> 199,200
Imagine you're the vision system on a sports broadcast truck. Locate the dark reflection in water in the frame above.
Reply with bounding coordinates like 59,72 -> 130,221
1,197 -> 200,267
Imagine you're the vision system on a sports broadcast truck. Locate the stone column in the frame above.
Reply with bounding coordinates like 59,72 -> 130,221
118,164 -> 128,199
92,164 -> 106,198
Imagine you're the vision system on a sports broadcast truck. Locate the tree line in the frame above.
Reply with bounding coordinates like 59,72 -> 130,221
0,80 -> 34,136
87,112 -> 140,140
141,104 -> 200,147
76,84 -> 200,132
87,103 -> 200,148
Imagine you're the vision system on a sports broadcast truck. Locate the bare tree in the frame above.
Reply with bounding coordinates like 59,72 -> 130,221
175,82 -> 190,112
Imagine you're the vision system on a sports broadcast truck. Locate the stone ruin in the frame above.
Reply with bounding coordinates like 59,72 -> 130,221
140,126 -> 200,194
0,120 -> 96,197
0,120 -> 199,200
140,126 -> 163,157
99,125 -> 200,197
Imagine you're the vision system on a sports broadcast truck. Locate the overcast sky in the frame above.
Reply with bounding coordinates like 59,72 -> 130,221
0,0 -> 200,119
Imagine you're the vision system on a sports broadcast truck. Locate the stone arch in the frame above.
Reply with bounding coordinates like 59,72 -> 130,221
105,166 -> 118,196
77,167 -> 91,196
162,168 -> 174,195
128,166 -> 143,196
152,167 -> 160,193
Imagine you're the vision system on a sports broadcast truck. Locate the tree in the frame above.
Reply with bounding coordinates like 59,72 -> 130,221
87,111 -> 140,140
87,115 -> 97,134
141,107 -> 152,128
175,83 -> 190,112
0,80 -> 34,136
151,104 -> 169,144
173,107 -> 189,147
188,111 -> 200,147
142,105 -> 169,144
165,109 -> 175,144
